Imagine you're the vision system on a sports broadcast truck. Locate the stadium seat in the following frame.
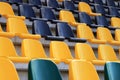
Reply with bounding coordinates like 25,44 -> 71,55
0,37 -> 30,62
0,24 -> 15,38
78,2 -> 101,16
40,7 -> 59,22
56,22 -> 86,42
77,24 -> 106,44
75,43 -> 105,65
106,0 -> 116,7
63,1 -> 77,12
50,41 -> 74,64
109,7 -> 120,17
0,2 -> 24,18
97,27 -> 120,45
69,60 -> 100,80
104,62 -> 120,80
0,57 -> 20,80
46,0 -> 60,9
98,45 -> 120,62
21,39 -> 60,63
93,0 -> 104,5
9,0 -> 23,4
28,0 -> 42,7
33,20 -> 64,41
111,17 -> 120,28
59,10 -> 86,27
28,59 -> 62,80
115,29 -> 120,41
96,16 -> 115,30
79,12 -> 99,28
19,4 -> 40,20
72,0 -> 90,4
6,17 -> 41,39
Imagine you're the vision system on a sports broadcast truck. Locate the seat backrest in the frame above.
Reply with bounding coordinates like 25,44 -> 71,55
0,57 -> 19,80
6,18 -> 29,34
104,62 -> 120,80
63,1 -> 76,11
19,4 -> 36,18
59,10 -> 76,23
28,0 -> 41,5
21,39 -> 47,58
79,12 -> 93,25
0,2 -> 14,16
46,0 -> 59,8
96,16 -> 109,27
75,43 -> 97,61
78,2 -> 92,13
50,41 -> 73,59
106,0 -> 116,7
9,0 -> 23,3
56,22 -> 74,38
97,27 -> 114,41
98,45 -> 118,61
95,4 -> 106,15
111,17 -> 120,28
40,7 -> 56,20
33,20 -> 52,36
28,59 -> 62,80
0,37 -> 18,57
81,0 -> 90,3
69,60 -> 100,80
115,29 -> 120,41
109,7 -> 120,17
77,24 -> 95,39
94,0 -> 104,5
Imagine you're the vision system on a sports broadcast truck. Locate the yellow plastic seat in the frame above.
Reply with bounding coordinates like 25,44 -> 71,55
59,10 -> 86,27
97,27 -> 120,45
78,2 -> 101,16
6,17 -> 41,39
75,43 -> 105,65
69,60 -> 100,80
98,45 -> 120,62
0,37 -> 30,62
115,29 -> 120,41
50,41 -> 74,64
111,17 -> 120,28
0,2 -> 24,19
77,24 -> 106,44
21,39 -> 60,63
0,24 -> 15,38
0,57 -> 19,80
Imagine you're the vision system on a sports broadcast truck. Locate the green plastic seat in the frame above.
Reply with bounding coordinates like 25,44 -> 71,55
28,59 -> 62,80
104,62 -> 120,80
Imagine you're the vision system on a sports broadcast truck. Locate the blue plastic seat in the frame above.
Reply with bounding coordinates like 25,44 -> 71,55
108,7 -> 120,17
9,0 -> 23,3
106,0 -> 116,7
46,0 -> 59,9
56,22 -> 86,42
33,20 -> 64,41
28,59 -> 62,80
93,0 -> 104,5
95,5 -> 106,15
28,0 -> 42,7
63,1 -> 76,12
105,62 -> 120,80
72,0 -> 90,4
79,12 -> 99,28
96,16 -> 115,30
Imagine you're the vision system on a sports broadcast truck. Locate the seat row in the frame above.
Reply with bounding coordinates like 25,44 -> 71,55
1,57 -> 120,80
0,37 -> 120,65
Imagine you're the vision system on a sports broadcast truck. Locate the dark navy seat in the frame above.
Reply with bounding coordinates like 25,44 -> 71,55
79,12 -> 99,28
28,0 -> 42,7
56,22 -> 86,42
46,0 -> 60,9
93,0 -> 104,5
108,7 -> 120,17
96,16 -> 115,30
33,20 -> 64,41
106,0 -> 117,7
9,0 -> 23,3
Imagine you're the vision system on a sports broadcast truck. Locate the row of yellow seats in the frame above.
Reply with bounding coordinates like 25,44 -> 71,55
77,24 -> 120,45
0,57 -> 100,80
0,37 -> 120,65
